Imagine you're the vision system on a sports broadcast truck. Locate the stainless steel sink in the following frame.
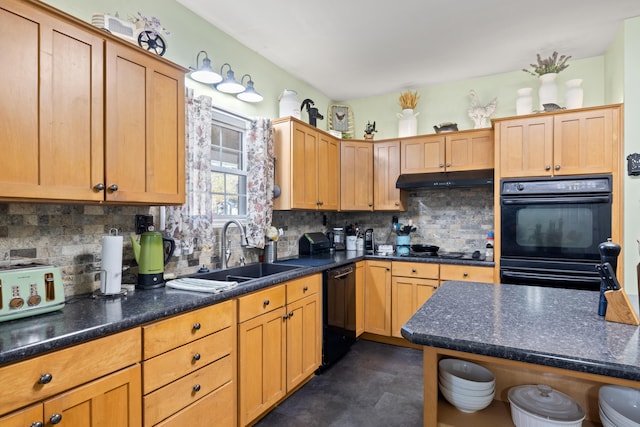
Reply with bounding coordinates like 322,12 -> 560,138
188,262 -> 302,283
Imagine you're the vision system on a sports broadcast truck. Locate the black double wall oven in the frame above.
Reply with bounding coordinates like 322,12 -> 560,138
500,174 -> 612,291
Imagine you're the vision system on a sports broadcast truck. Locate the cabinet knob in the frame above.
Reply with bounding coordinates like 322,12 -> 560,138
193,353 -> 201,361
555,165 -> 561,171
282,314 -> 289,320
93,183 -> 105,191
263,299 -> 270,306
303,286 -> 308,292
439,163 -> 444,168
193,384 -> 201,392
394,202 -> 399,206
192,322 -> 201,330
545,165 -> 551,171
463,272 -> 468,277
288,311 -> 294,318
412,269 -> 417,273
446,163 -> 451,167
317,201 -> 323,206
108,184 -> 118,192
49,414 -> 62,424
369,203 -> 373,207
31,423 -> 44,427
38,373 -> 53,384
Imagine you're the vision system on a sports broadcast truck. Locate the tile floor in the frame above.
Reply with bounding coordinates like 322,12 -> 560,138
255,339 -> 424,427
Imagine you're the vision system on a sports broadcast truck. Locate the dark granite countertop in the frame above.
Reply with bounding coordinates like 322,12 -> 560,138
401,281 -> 640,381
0,251 -> 490,366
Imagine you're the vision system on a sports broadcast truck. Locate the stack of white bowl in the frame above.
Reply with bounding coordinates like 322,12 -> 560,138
599,385 -> 640,427
438,358 -> 495,413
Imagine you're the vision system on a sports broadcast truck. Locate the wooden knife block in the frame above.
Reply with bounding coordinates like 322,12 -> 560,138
605,288 -> 640,326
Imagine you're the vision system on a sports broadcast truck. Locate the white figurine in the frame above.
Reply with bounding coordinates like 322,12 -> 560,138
468,90 -> 497,129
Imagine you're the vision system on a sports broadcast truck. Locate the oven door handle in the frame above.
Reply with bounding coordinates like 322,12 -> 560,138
502,195 -> 611,205
501,270 -> 601,284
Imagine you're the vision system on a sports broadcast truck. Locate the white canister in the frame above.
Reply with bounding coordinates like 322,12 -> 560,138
346,236 -> 357,251
516,87 -> 533,115
356,237 -> 364,251
278,89 -> 300,119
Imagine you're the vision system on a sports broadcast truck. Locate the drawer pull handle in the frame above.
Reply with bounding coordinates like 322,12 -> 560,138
463,272 -> 468,277
303,286 -> 308,292
412,269 -> 417,273
193,353 -> 201,361
263,299 -> 270,306
193,322 -> 201,330
193,384 -> 201,392
50,414 -> 62,424
31,423 -> 44,427
39,373 -> 53,384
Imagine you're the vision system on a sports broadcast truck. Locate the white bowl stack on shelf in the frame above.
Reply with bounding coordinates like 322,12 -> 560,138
599,385 -> 640,427
438,358 -> 496,413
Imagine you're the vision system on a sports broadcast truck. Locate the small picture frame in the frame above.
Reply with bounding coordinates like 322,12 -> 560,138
328,104 -> 354,138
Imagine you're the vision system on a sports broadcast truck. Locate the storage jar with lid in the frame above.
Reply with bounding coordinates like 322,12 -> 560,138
508,384 -> 585,427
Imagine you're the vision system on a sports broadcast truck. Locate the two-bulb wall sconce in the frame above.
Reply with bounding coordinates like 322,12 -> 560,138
189,50 -> 263,103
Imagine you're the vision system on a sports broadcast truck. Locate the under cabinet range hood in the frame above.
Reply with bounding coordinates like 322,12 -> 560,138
395,169 -> 494,189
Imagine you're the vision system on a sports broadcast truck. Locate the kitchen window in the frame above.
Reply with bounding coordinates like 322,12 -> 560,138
210,108 -> 251,219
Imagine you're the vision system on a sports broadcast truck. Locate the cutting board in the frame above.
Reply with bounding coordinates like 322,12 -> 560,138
604,288 -> 640,326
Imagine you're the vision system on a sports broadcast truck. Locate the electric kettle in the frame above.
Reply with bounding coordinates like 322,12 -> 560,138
131,231 -> 175,289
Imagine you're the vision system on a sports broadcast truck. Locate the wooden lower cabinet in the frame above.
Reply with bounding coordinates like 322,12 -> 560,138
440,264 -> 494,284
0,328 -> 141,426
142,300 -> 236,427
238,275 -> 322,426
355,261 -> 365,337
391,261 -> 439,338
364,260 -> 392,335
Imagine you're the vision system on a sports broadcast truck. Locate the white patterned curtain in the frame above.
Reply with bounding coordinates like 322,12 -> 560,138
164,92 -> 214,255
245,118 -> 275,249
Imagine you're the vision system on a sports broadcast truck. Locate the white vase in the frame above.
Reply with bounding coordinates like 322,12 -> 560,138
515,87 -> 533,115
278,89 -> 300,118
397,108 -> 419,137
538,73 -> 558,110
565,79 -> 584,109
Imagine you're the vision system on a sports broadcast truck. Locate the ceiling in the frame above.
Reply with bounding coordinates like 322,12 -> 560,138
177,0 -> 640,101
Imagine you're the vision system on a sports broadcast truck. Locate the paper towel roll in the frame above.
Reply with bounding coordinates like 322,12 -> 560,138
101,235 -> 123,294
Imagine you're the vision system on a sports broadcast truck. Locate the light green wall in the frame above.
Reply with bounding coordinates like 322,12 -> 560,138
42,0 -> 331,118
605,26 -> 625,104
623,16 -> 640,295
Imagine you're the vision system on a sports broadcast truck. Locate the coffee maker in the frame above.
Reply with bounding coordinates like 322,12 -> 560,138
364,229 -> 375,254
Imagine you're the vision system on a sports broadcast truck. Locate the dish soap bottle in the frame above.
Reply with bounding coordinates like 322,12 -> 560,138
485,232 -> 494,261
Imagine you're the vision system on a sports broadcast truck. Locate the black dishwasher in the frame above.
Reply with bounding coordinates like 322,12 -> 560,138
320,263 -> 356,371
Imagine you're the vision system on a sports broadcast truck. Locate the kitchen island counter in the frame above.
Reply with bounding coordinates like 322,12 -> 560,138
401,281 -> 640,426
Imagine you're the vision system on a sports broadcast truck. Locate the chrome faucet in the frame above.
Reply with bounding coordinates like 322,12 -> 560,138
221,220 -> 248,269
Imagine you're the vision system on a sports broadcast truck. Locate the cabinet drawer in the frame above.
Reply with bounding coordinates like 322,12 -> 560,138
392,261 -> 439,279
238,285 -> 286,323
440,264 -> 494,283
0,328 -> 140,415
286,274 -> 321,304
144,354 -> 233,427
155,380 -> 235,427
143,300 -> 234,359
0,403 -> 42,426
143,326 -> 233,394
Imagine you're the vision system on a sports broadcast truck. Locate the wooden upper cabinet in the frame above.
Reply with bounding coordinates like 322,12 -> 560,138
0,0 -> 186,205
373,140 -> 407,211
496,105 -> 620,178
0,0 -> 104,202
273,117 -> 339,211
340,140 -> 373,211
105,41 -> 185,204
400,129 -> 493,174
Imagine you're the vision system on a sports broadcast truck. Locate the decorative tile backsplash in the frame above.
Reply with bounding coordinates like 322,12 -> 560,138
0,187 -> 493,297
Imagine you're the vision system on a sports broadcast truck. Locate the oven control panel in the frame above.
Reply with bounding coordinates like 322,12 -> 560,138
0,265 -> 65,322
501,175 -> 611,195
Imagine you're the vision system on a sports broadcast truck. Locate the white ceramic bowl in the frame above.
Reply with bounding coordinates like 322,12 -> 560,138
438,373 -> 495,397
599,404 -> 617,427
438,358 -> 495,391
508,385 -> 585,427
599,385 -> 640,426
439,380 -> 494,413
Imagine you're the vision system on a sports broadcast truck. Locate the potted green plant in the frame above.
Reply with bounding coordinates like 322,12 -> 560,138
522,51 -> 571,76
364,121 -> 377,140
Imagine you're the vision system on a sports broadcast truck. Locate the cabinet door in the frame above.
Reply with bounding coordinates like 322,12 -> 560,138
0,404 -> 42,427
498,116 -> 554,178
286,292 -> 321,392
290,122 -> 319,209
401,135 -> 445,173
105,41 -> 185,204
238,307 -> 287,427
43,364 -> 141,427
364,260 -> 392,335
317,132 -> 340,210
340,140 -> 374,211
0,0 -> 104,202
446,130 -> 494,171
374,141 -> 407,211
553,107 -> 617,175
391,277 -> 438,338
355,261 -> 365,337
